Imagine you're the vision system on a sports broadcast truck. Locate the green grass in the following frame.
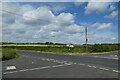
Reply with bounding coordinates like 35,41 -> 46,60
2,48 -> 20,61
1,43 -> 119,61
3,46 -> 85,53
0,47 -> 2,60
2,44 -> 119,54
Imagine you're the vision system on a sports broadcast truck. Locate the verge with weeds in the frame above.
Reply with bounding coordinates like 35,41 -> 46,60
2,48 -> 20,61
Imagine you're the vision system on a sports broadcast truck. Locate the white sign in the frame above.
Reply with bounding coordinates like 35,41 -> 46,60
66,44 -> 70,47
66,44 -> 74,48
69,45 -> 74,48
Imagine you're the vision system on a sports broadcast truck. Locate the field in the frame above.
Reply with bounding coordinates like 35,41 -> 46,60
0,47 -> 2,60
1,43 -> 119,61
2,43 -> 119,53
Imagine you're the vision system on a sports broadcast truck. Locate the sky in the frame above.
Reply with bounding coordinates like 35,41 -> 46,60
1,1 -> 119,44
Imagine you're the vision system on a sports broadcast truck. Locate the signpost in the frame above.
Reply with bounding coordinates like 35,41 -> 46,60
66,44 -> 74,51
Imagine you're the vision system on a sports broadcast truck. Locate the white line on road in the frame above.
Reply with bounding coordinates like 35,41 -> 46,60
112,70 -> 120,73
4,64 -> 72,74
4,71 -> 18,74
78,63 -> 85,66
73,63 -> 77,64
52,65 -> 65,68
19,66 -> 51,72
91,56 -> 118,60
91,66 -> 97,68
87,65 -> 97,69
99,68 -> 109,71
78,63 -> 120,73
87,65 -> 93,68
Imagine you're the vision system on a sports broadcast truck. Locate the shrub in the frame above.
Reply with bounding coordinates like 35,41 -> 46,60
2,48 -> 19,61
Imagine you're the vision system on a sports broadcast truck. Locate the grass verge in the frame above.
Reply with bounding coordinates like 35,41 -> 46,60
2,48 -> 20,61
2,44 -> 119,54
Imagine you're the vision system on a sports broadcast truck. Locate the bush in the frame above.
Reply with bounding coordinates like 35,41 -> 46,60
2,48 -> 19,61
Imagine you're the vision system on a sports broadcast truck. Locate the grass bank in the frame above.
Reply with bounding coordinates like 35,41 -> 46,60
2,48 -> 20,61
0,47 -> 2,60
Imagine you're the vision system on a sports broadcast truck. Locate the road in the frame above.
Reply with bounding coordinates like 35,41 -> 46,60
2,51 -> 119,78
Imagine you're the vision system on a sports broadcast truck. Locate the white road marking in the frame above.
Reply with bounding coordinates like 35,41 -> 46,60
66,63 -> 73,65
78,63 -> 120,73
91,66 -> 97,68
114,55 -> 118,57
110,55 -> 118,57
112,70 -> 120,73
99,68 -> 109,71
4,71 -> 18,74
6,66 -> 16,70
78,63 -> 85,66
4,64 -> 72,74
74,63 -> 77,64
91,56 -> 118,60
87,65 -> 93,68
19,66 -> 51,72
46,59 -> 50,61
52,65 -> 66,68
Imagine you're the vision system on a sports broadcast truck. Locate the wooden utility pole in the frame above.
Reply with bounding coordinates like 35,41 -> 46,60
85,26 -> 88,52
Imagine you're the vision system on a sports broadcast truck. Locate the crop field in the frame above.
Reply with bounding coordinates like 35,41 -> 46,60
2,44 -> 119,53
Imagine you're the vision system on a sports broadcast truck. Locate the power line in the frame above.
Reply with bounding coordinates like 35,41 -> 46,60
1,9 -> 50,22
2,9 -> 90,47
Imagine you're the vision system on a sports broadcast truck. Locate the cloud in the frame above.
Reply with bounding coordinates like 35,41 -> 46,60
22,6 -> 55,26
2,2 -> 85,44
2,2 -> 117,44
111,37 -> 116,40
85,0 -> 113,14
56,13 -> 74,26
92,22 -> 112,30
2,0 -> 120,2
50,5 -> 66,14
74,0 -> 85,6
64,24 -> 84,34
2,2 -> 20,24
88,32 -> 118,44
104,10 -> 118,19
86,22 -> 117,44
109,5 -> 116,11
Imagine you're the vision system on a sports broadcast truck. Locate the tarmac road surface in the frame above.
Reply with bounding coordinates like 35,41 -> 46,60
2,51 -> 119,78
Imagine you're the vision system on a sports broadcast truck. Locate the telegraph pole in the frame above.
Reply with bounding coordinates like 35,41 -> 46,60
85,26 -> 88,52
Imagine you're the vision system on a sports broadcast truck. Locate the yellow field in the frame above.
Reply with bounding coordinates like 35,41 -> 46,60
1,44 -> 64,47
